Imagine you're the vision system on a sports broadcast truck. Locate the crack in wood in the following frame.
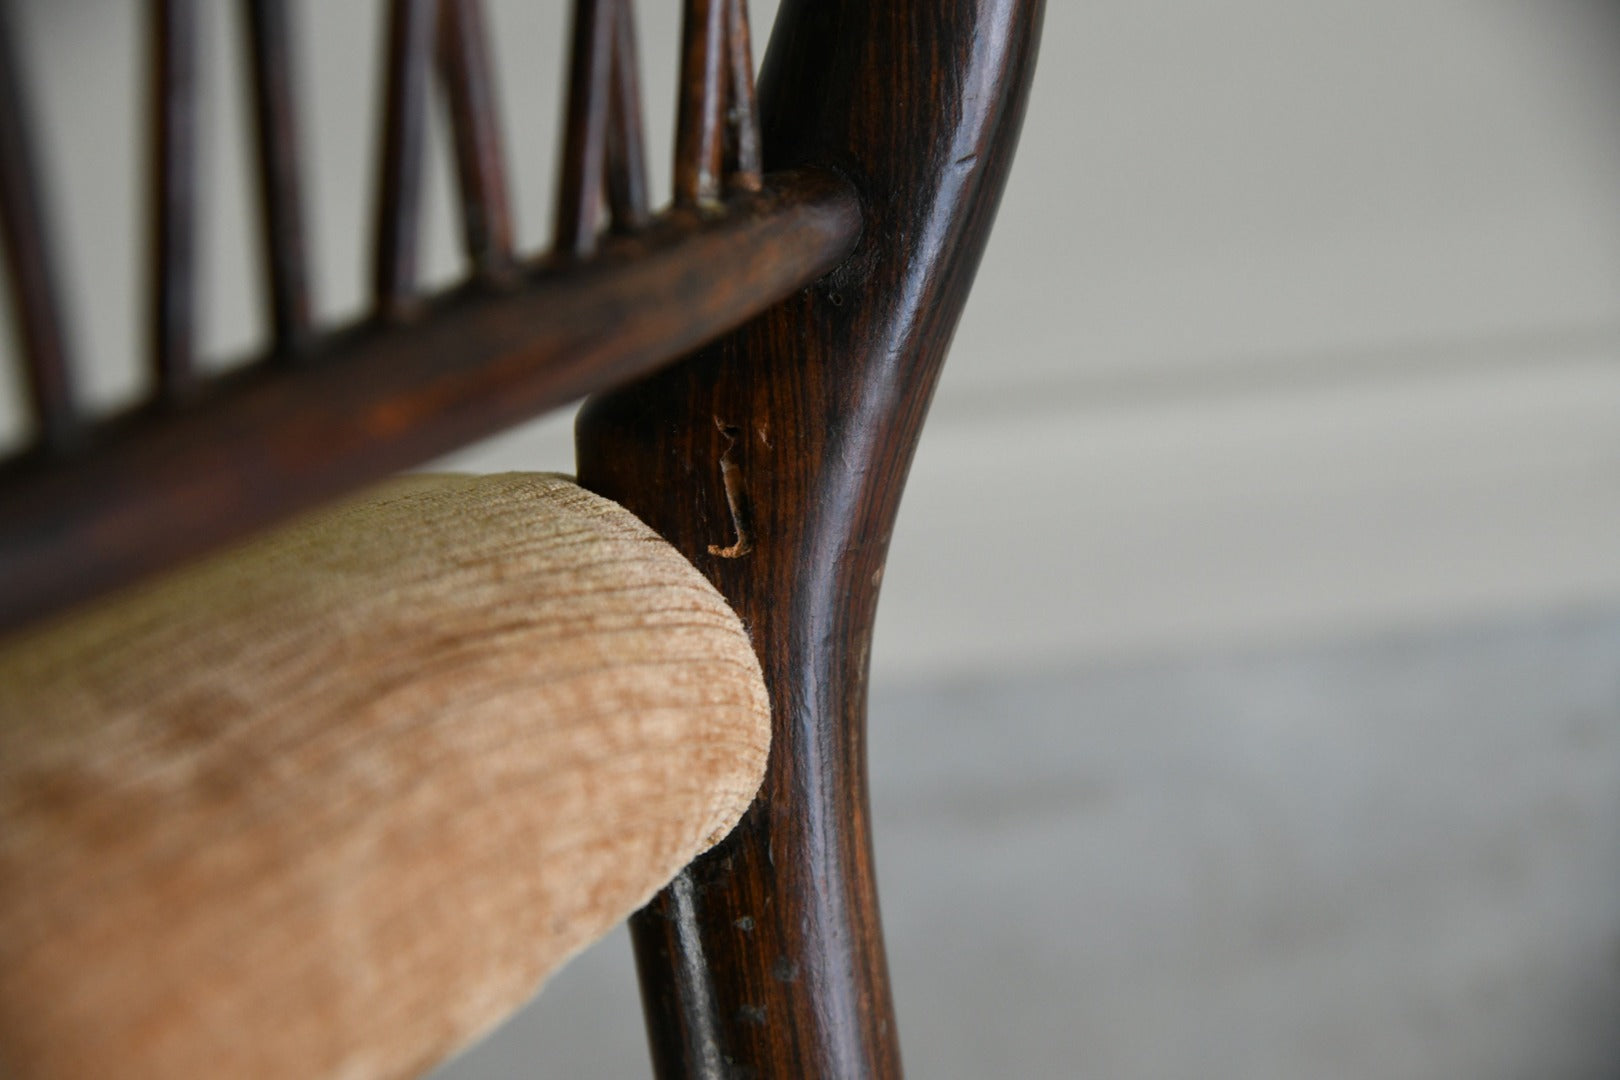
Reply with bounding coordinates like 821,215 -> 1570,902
708,416 -> 755,558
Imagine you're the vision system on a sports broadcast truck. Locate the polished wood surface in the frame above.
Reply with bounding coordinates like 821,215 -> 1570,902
674,0 -> 727,205
243,0 -> 315,354
371,0 -> 437,320
0,170 -> 857,637
555,0 -> 628,256
437,0 -> 514,280
720,0 -> 760,192
675,0 -> 760,204
578,1 -> 1046,1075
149,0 -> 200,401
604,0 -> 651,231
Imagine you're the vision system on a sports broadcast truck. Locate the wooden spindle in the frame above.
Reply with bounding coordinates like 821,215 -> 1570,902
150,0 -> 199,401
554,0 -> 616,256
673,0 -> 726,205
604,0 -> 649,231
0,1 -> 77,449
371,0 -> 437,318
243,0 -> 312,355
437,0 -> 513,278
723,0 -> 760,192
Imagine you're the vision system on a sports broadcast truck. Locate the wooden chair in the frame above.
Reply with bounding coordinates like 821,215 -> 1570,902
0,0 -> 1044,1075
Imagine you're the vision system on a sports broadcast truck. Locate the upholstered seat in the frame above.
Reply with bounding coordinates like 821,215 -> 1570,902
0,473 -> 769,1079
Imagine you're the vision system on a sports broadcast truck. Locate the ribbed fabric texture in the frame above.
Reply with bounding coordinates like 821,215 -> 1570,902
0,473 -> 770,1080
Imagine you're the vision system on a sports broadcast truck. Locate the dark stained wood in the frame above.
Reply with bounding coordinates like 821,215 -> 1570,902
438,0 -> 514,278
554,0 -> 617,256
577,1 -> 1046,1075
0,170 -> 858,636
0,2 -> 77,450
243,0 -> 314,354
150,0 -> 200,401
604,0 -> 650,232
673,0 -> 726,205
371,0 -> 437,318
630,871 -> 729,1077
722,0 -> 760,192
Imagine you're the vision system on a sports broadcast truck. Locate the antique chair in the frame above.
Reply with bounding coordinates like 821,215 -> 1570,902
0,0 -> 1043,1075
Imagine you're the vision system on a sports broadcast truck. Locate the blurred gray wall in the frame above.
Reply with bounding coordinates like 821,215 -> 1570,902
6,2 -> 1620,1077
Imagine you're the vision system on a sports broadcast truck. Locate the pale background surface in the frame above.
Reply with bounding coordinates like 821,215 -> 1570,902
5,2 -> 1620,1077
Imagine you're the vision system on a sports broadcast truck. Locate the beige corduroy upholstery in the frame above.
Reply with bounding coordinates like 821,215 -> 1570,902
0,473 -> 770,1080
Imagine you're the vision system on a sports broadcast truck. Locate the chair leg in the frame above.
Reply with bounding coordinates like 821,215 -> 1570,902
576,1 -> 1044,1074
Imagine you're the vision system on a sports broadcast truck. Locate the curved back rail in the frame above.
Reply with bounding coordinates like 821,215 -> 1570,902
0,0 -> 858,635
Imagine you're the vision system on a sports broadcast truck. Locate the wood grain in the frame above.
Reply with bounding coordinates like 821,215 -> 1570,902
0,473 -> 770,1080
578,1 -> 1046,1075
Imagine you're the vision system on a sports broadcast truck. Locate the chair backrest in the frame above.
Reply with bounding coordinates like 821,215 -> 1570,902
0,0 -> 859,634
